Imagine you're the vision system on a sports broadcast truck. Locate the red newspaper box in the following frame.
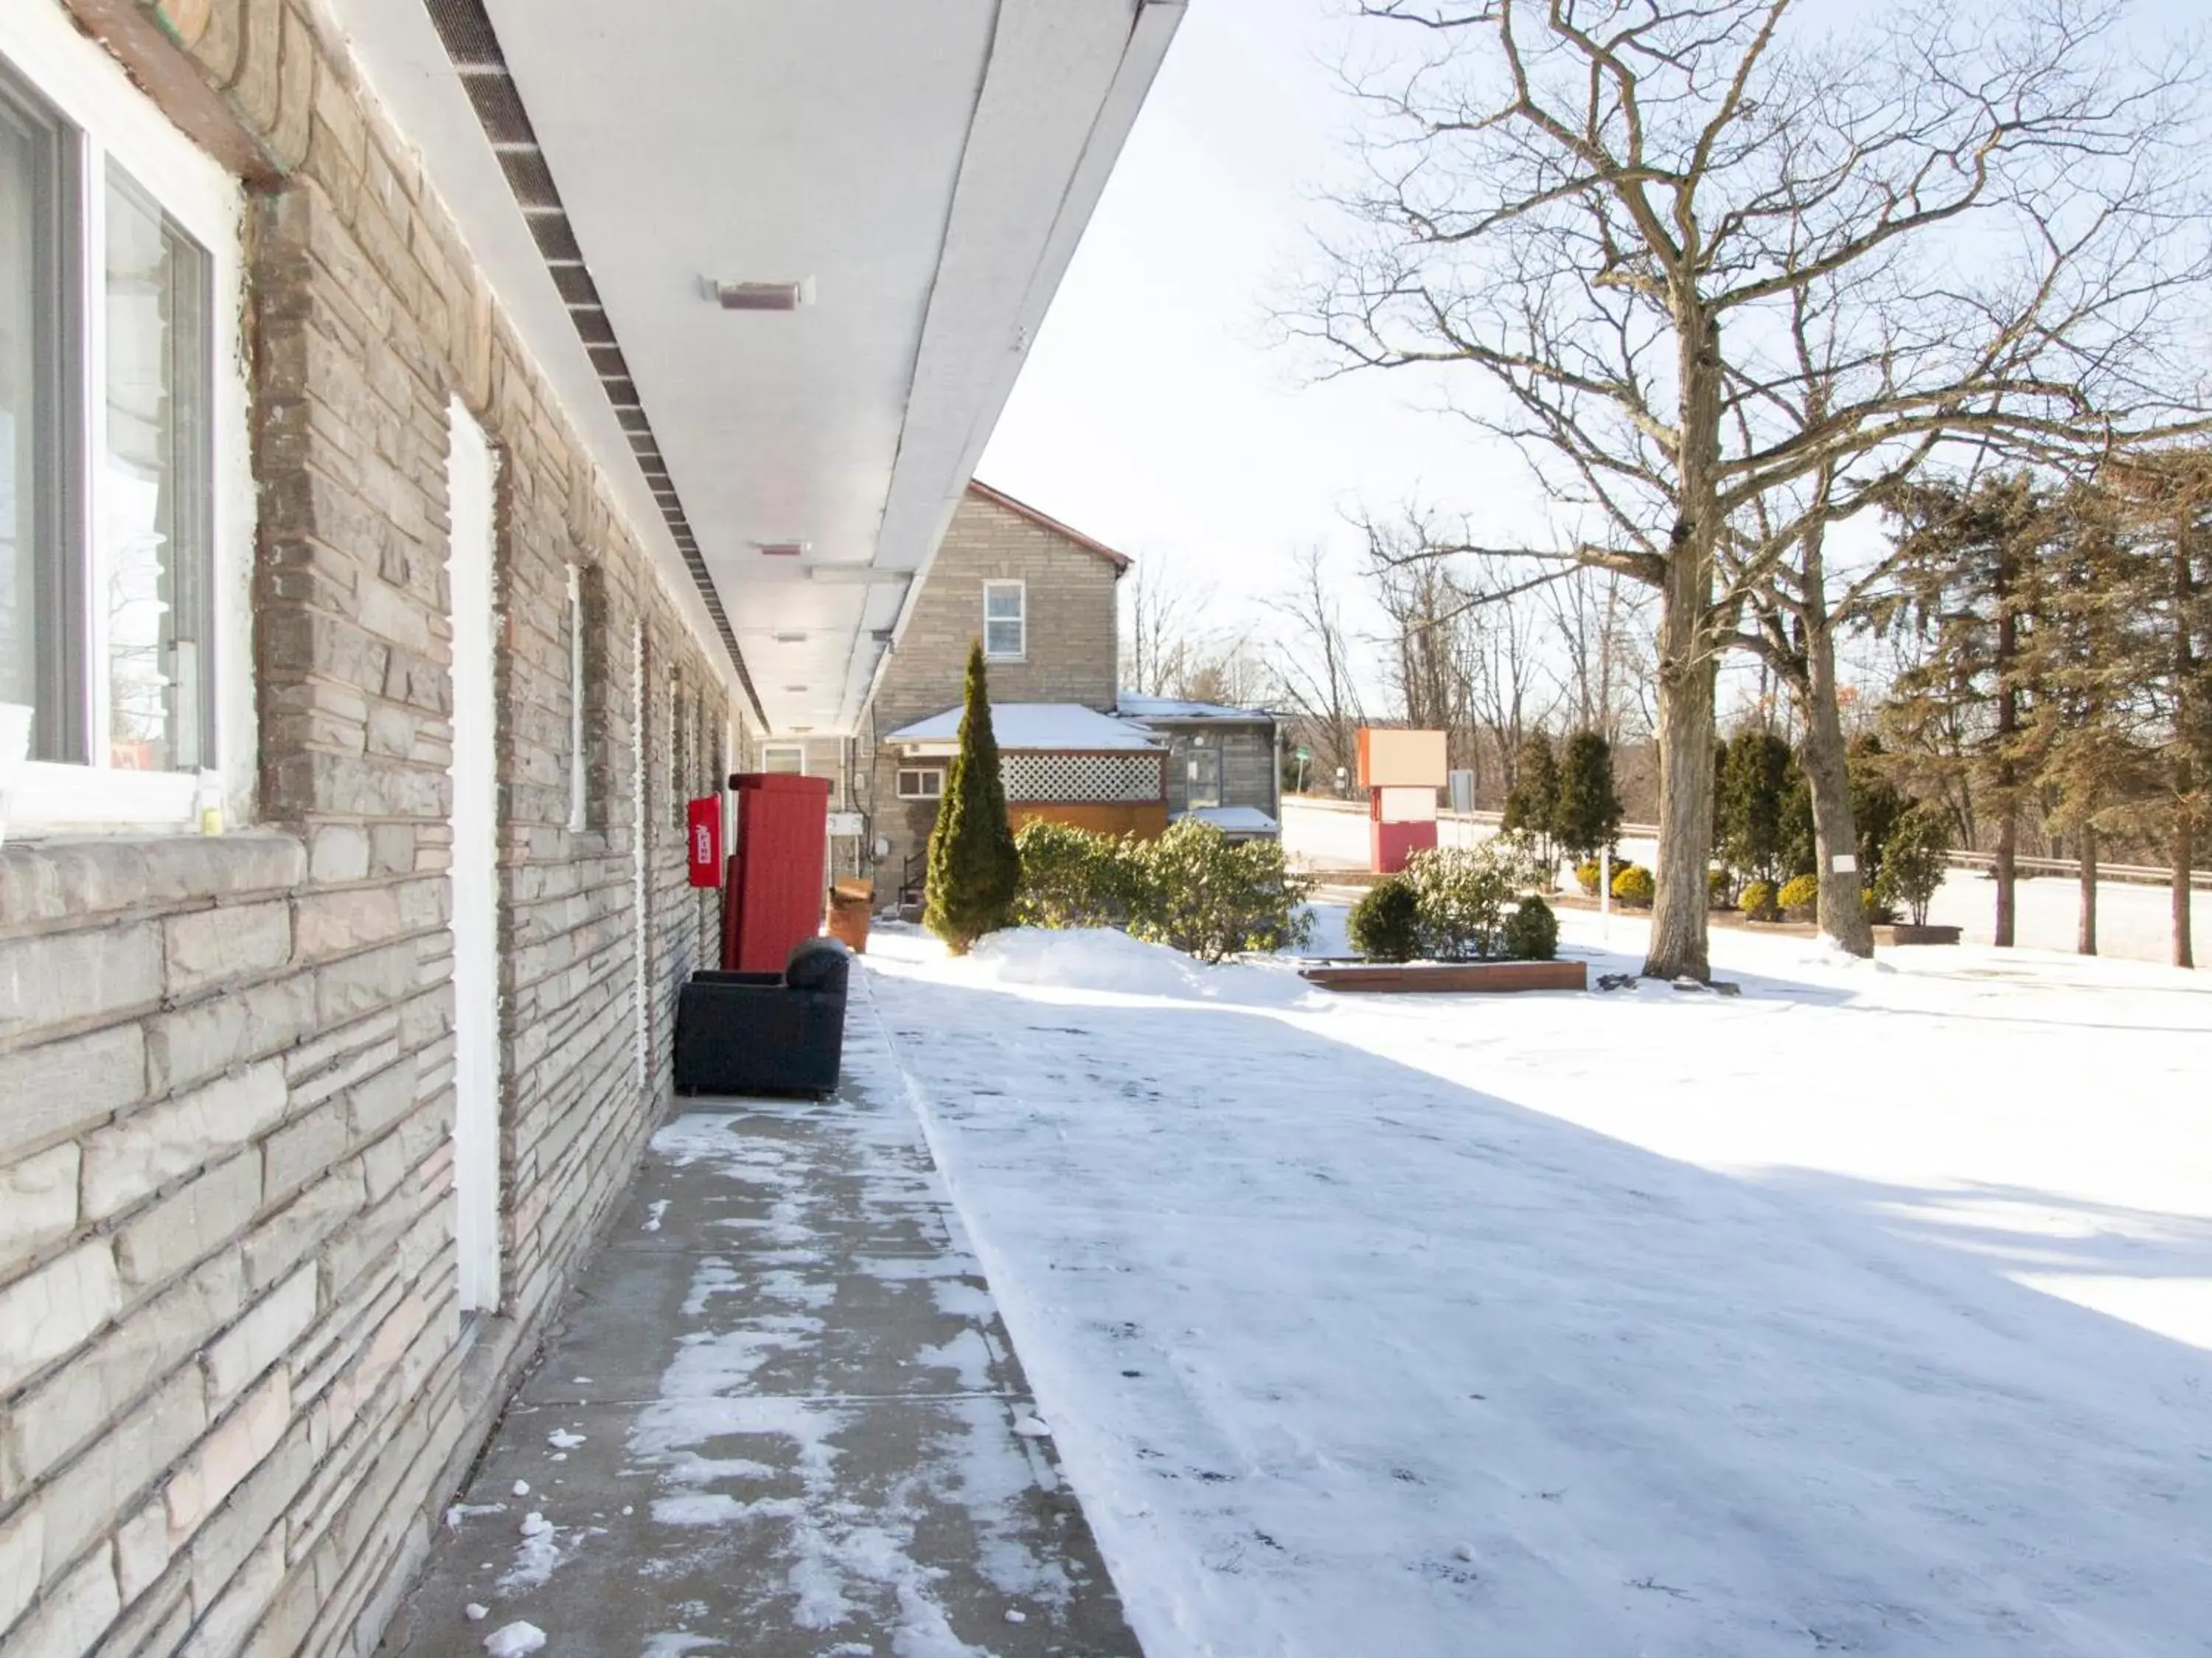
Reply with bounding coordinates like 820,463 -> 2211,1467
722,774 -> 831,972
686,797 -> 722,888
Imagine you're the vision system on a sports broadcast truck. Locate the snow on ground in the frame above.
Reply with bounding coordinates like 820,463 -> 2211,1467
863,916 -> 2212,1657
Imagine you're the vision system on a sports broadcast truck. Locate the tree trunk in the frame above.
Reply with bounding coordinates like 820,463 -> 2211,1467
2177,774 -> 2197,970
1643,316 -> 1722,983
1795,521 -> 1873,957
2078,822 -> 2098,957
1992,541 -> 2020,949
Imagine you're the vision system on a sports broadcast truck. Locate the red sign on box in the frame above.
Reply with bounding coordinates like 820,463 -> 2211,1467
686,797 -> 722,887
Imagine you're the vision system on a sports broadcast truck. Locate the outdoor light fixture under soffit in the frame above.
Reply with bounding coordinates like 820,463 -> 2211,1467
703,276 -> 818,312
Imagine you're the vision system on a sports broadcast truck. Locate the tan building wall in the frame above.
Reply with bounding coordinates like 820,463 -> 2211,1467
0,6 -> 735,1655
860,485 -> 1126,898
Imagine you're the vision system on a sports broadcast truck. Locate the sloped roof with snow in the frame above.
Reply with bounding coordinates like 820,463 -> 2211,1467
1177,805 -> 1281,835
1118,696 -> 1276,724
884,703 -> 1163,751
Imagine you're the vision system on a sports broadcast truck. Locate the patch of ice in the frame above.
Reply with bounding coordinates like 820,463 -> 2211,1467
639,1637 -> 726,1658
644,1199 -> 671,1232
1004,1608 -> 1027,1624
547,1429 -> 587,1449
463,1604 -> 487,1623
481,1622 -> 545,1658
445,1502 -> 505,1530
652,1493 -> 757,1527
511,1481 -> 529,1497
913,1328 -> 995,1392
1012,1415 -> 1051,1438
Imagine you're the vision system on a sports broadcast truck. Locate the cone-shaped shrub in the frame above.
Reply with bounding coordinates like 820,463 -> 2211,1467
924,643 -> 1021,954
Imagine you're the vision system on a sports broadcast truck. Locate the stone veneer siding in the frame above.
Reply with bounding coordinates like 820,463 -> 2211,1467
0,4 -> 737,1655
858,488 -> 1123,898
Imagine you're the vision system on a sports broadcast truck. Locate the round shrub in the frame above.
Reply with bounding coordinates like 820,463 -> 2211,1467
1708,867 -> 1735,909
1013,819 -> 1141,929
1778,873 -> 1820,919
1610,863 -> 1654,907
1500,896 -> 1559,961
1348,875 -> 1422,962
1406,844 -> 1514,960
1876,805 -> 1950,926
1739,878 -> 1778,920
1129,819 -> 1314,962
1574,859 -> 1601,896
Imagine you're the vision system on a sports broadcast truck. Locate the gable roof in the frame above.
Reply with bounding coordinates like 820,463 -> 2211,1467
966,479 -> 1133,572
884,703 -> 1161,751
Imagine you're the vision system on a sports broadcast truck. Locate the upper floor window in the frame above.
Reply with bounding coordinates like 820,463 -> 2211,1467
982,580 -> 1025,660
0,14 -> 245,831
761,743 -> 804,775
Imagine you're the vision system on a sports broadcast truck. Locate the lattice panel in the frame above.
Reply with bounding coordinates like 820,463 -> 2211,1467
1002,752 -> 1163,803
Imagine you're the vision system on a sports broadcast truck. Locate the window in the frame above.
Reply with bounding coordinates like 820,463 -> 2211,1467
983,580 -> 1024,660
1185,747 -> 1222,810
566,563 -> 585,831
0,12 -> 244,830
897,766 -> 944,800
761,743 -> 804,775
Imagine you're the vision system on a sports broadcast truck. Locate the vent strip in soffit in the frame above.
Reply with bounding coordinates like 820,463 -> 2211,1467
420,0 -> 765,726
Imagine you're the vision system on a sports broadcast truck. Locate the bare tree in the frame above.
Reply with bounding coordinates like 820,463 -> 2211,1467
1298,0 -> 2211,979
1267,546 -> 1368,791
1542,564 -> 1652,746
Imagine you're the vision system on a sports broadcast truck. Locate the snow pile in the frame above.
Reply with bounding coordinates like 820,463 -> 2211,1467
960,927 -> 1315,1007
481,1623 -> 545,1657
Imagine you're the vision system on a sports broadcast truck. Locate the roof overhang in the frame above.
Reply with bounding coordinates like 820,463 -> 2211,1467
324,0 -> 1183,735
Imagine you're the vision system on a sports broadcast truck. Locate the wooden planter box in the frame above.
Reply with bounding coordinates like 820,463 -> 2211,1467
1873,923 -> 1962,946
1299,960 -> 1588,994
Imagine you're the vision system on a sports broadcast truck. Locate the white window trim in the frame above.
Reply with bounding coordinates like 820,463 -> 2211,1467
566,564 -> 587,832
760,743 -> 806,775
896,766 -> 945,801
982,579 -> 1026,662
1,4 -> 252,836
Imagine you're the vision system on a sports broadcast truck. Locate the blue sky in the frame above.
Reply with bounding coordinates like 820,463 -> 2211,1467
977,0 -> 2209,663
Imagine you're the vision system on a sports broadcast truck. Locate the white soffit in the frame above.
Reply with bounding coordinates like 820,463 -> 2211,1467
326,0 -> 1183,738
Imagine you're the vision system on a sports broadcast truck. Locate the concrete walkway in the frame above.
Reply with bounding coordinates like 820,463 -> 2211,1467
378,999 -> 1138,1657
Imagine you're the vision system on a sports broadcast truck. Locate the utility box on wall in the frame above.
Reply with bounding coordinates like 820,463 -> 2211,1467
723,773 -> 831,971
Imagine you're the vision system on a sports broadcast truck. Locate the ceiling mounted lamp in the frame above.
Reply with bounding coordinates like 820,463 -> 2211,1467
703,276 -> 818,313
771,631 -> 809,644
785,684 -> 810,693
754,541 -> 810,558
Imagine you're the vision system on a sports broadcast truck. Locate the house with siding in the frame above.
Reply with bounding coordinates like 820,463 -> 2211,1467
858,480 -> 1280,904
0,2 -> 1177,1654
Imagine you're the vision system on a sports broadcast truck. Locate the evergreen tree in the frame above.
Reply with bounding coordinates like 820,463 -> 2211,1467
1846,736 -> 1909,898
1716,727 -> 1793,886
1879,474 -> 2052,947
923,643 -> 1021,954
1501,730 -> 1561,869
1553,729 -> 1623,864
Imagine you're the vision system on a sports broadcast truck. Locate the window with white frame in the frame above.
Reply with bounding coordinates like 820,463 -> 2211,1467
896,766 -> 944,800
566,563 -> 586,831
760,743 -> 804,775
982,580 -> 1024,660
0,12 -> 246,830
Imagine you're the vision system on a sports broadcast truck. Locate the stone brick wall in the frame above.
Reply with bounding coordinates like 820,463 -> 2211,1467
858,486 -> 1125,897
0,4 -> 734,1655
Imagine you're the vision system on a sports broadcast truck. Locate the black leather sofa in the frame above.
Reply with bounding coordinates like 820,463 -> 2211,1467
672,937 -> 852,1097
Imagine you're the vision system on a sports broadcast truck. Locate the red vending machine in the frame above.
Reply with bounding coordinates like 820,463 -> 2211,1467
723,774 -> 831,972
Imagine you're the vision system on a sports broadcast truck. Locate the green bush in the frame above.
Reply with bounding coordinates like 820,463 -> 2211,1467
1347,875 -> 1422,962
1406,843 -> 1514,960
1739,879 -> 1778,920
1500,896 -> 1559,961
1708,867 -> 1735,909
1876,805 -> 1950,926
1778,873 -> 1820,918
1610,863 -> 1654,907
1554,730 -> 1624,863
1012,819 -> 1141,929
1574,859 -> 1601,896
924,643 -> 1020,954
1127,819 -> 1313,962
